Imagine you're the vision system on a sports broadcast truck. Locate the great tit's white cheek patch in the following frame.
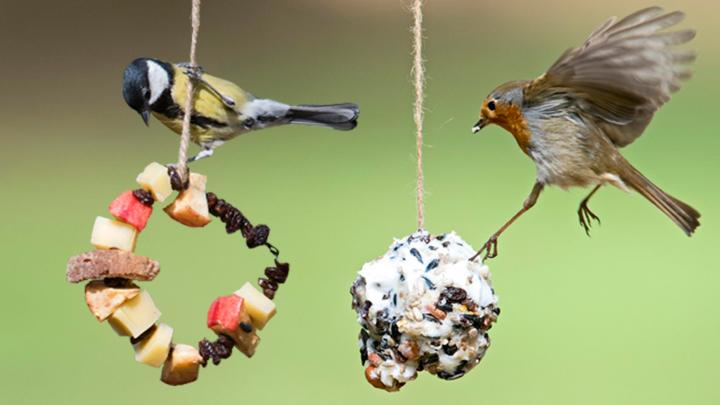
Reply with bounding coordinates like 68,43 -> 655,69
146,60 -> 169,105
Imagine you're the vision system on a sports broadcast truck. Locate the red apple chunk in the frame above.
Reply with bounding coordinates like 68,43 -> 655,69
109,191 -> 153,232
207,295 -> 245,334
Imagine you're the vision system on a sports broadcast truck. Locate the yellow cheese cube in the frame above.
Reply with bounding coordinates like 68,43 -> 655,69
108,290 -> 161,338
133,323 -> 173,367
234,282 -> 276,330
161,344 -> 202,385
136,162 -> 173,202
163,173 -> 211,227
90,216 -> 137,252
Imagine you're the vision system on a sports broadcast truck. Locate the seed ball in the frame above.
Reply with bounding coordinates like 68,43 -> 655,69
350,231 -> 499,391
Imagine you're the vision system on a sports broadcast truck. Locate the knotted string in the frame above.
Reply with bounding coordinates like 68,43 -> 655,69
176,0 -> 202,182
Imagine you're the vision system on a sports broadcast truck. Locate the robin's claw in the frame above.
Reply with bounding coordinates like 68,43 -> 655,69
578,201 -> 601,236
470,235 -> 498,261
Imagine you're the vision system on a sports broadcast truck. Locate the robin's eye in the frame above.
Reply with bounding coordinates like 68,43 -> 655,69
487,100 -> 496,111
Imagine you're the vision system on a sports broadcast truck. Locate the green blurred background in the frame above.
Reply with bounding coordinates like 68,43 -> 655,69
0,0 -> 717,403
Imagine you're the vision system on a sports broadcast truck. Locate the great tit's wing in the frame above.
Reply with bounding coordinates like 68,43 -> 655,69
171,66 -> 256,134
173,65 -> 251,112
526,7 -> 695,147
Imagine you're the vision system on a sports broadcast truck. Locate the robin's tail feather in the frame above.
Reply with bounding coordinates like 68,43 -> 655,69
621,164 -> 700,236
287,103 -> 359,131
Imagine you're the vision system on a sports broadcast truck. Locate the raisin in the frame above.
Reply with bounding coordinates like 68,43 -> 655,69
258,277 -> 278,291
440,287 -> 467,303
132,189 -> 154,206
265,261 -> 289,283
206,192 -> 218,209
263,288 -> 276,299
247,225 -> 270,248
104,277 -> 129,288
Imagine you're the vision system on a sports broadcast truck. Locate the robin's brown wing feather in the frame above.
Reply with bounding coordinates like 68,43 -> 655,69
525,7 -> 696,147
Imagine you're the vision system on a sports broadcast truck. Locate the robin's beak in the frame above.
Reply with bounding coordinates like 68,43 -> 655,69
472,118 -> 487,133
138,109 -> 150,126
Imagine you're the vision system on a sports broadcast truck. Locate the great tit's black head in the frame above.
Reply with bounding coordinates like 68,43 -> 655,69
123,57 -> 172,125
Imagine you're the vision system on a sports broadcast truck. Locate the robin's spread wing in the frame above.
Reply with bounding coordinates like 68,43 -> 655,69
526,7 -> 695,147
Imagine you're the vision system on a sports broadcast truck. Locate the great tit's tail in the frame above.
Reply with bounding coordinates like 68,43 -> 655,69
287,103 -> 359,131
621,163 -> 700,236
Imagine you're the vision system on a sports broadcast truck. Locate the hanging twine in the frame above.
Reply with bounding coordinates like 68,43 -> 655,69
177,0 -> 202,182
411,0 -> 425,230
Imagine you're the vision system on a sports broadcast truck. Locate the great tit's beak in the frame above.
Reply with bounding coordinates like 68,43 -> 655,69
472,118 -> 487,133
139,109 -> 150,126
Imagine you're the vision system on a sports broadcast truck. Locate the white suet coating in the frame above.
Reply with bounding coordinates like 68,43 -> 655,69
351,230 -> 499,391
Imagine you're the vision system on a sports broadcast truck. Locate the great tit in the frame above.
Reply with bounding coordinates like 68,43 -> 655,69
122,57 -> 360,161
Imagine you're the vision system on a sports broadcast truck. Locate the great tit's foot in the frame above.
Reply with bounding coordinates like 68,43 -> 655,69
187,148 -> 214,163
178,62 -> 205,79
578,200 -> 601,236
470,234 -> 498,262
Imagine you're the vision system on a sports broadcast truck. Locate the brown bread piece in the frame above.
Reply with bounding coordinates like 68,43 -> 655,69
66,250 -> 160,283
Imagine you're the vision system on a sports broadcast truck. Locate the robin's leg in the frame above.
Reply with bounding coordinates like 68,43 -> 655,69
471,182 -> 544,261
578,185 -> 602,236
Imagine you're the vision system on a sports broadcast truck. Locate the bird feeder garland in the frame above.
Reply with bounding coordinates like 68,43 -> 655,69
66,163 -> 289,385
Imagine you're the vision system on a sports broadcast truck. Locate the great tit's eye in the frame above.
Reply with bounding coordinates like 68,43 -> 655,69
142,88 -> 150,100
487,100 -> 496,111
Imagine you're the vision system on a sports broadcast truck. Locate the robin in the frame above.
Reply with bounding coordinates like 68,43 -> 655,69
470,7 -> 700,260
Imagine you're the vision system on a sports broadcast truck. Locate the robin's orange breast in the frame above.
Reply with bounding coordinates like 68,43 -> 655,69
494,104 -> 532,154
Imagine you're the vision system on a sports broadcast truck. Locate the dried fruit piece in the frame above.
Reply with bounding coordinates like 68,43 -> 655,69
231,307 -> 260,358
109,191 -> 153,232
161,344 -> 202,385
265,262 -> 289,284
164,173 -> 211,227
235,332 -> 260,358
108,290 -> 161,338
136,162 -> 173,203
84,280 -> 140,321
234,282 -> 276,330
133,323 -> 173,367
132,189 -> 155,206
90,216 -> 137,252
